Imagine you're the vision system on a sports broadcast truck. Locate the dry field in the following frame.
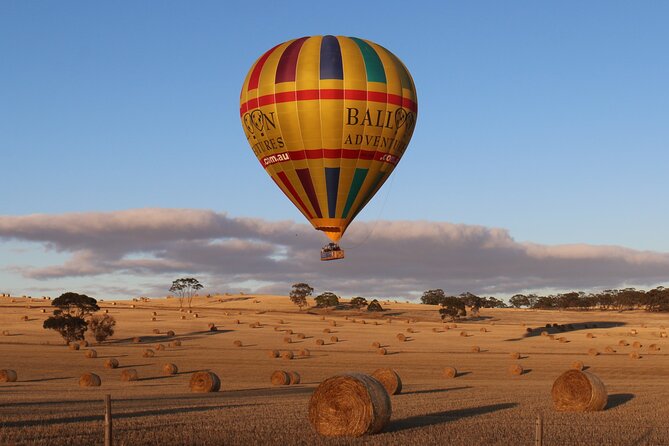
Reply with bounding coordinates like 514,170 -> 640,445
2,294 -> 669,445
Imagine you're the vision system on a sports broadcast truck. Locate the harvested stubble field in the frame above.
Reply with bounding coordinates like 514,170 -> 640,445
1,294 -> 669,445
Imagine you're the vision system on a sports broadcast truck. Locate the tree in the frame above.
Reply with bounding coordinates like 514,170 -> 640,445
87,314 -> 116,342
421,289 -> 446,305
314,292 -> 339,308
509,294 -> 529,308
289,283 -> 313,310
43,292 -> 100,343
367,299 -> 383,312
350,297 -> 368,309
169,278 -> 204,309
438,296 -> 466,321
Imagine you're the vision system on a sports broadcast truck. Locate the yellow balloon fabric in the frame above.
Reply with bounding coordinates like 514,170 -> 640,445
240,35 -> 418,242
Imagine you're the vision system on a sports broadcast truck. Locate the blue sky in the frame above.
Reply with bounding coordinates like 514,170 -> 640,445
1,1 -> 668,299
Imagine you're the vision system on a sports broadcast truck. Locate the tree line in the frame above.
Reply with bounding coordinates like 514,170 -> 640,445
508,287 -> 669,311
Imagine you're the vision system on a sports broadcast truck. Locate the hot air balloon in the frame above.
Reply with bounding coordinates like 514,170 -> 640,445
239,35 -> 418,260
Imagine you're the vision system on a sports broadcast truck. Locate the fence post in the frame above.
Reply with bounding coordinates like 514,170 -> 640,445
104,394 -> 112,446
535,414 -> 543,446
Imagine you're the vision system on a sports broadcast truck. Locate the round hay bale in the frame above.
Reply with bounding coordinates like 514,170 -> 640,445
169,340 -> 181,347
289,371 -> 301,385
166,330 -> 175,337
618,340 -> 628,347
296,333 -> 306,339
509,352 -> 521,360
234,319 -> 240,324
69,343 -> 80,351
320,316 -> 325,321
189,371 -> 220,392
526,327 -> 533,333
155,344 -> 165,351
143,349 -> 155,358
79,373 -> 101,387
371,368 -> 402,395
572,360 -> 585,371
459,330 -> 467,337
1,330 -> 9,336
21,315 -> 29,321
588,348 -> 599,356
85,349 -> 98,358
193,313 -> 199,318
432,327 -> 440,333
372,341 -> 381,349
299,349 -> 310,357
548,335 -> 555,340
133,337 -> 142,344
330,336 -> 338,343
605,346 -> 616,353
120,369 -> 138,381
471,346 -> 481,353
152,311 -> 157,316
508,364 -> 524,376
648,343 -> 660,352
629,329 -> 638,335
632,341 -> 642,349
268,349 -> 280,358
41,308 -> 46,313
277,319 -> 284,324
396,333 -> 406,342
162,363 -> 178,375
284,329 -> 293,335
377,348 -> 387,355
151,317 -> 157,321
180,315 -> 186,320
308,372 -> 391,437
480,327 -> 487,333
208,324 -> 217,332
271,370 -> 290,385
586,333 -> 594,339
329,320 -> 336,327
274,326 -> 281,331
558,337 -> 568,343
248,323 -> 256,328
406,327 -> 414,333
152,328 -> 161,334
551,369 -> 607,412
541,331 -> 548,337
660,331 -> 668,338
78,340 -> 89,347
323,328 -> 331,334
315,339 -> 325,346
281,351 -> 294,360
283,336 -> 292,344
629,351 -> 641,359
443,366 -> 457,378
105,358 -> 119,369
233,340 -> 242,347
0,369 -> 18,382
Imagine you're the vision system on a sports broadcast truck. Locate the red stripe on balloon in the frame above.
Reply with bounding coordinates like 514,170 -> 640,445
239,89 -> 417,115
276,171 -> 313,219
248,44 -> 281,92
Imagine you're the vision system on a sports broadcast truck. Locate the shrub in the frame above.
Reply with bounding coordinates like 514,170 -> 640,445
87,314 -> 116,342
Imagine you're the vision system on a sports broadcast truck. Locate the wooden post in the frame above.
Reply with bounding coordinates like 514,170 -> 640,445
535,414 -> 543,446
104,394 -> 112,446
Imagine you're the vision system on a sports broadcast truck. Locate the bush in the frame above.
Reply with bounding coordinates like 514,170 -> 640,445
350,297 -> 368,309
88,314 -> 116,342
314,292 -> 339,308
367,299 -> 383,312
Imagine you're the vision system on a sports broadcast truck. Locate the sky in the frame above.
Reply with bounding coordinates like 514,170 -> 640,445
1,1 -> 668,301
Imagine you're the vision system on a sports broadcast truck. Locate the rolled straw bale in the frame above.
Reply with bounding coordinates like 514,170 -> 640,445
558,337 -> 568,343
143,349 -> 155,358
209,324 -> 218,332
471,346 -> 481,353
248,323 -> 256,328
323,328 -> 331,333
284,329 -> 293,335
189,371 -> 220,392
289,371 -> 301,385
283,337 -> 292,344
41,309 -> 46,313
406,328 -> 414,333
541,331 -> 548,337
162,363 -> 178,375
371,368 -> 402,395
480,327 -> 487,333
299,349 -> 310,357
459,331 -> 467,337
629,329 -> 638,335
308,372 -> 391,437
21,315 -> 29,321
152,311 -> 157,316
320,316 -> 325,321
377,348 -> 387,355
316,339 -> 325,345
586,333 -> 594,339
1,330 -> 9,336
509,352 -> 521,360
133,337 -> 142,344
69,343 -> 80,351
233,340 -> 243,347
572,360 -> 584,371
169,340 -> 181,347
78,340 -> 89,347
508,364 -> 524,376
372,341 -> 381,348
629,351 -> 641,359
277,319 -> 284,324
396,333 -> 406,342
605,346 -> 616,353
660,331 -> 668,338
632,341 -> 642,349
271,370 -> 290,385
281,351 -> 294,360
551,370 -> 607,412
297,333 -> 306,339
152,329 -> 161,334
329,320 -> 336,327
268,350 -> 280,358
85,349 -> 98,358
548,335 -> 555,340
526,328 -> 533,333
432,327 -> 440,333
618,340 -> 628,347
0,369 -> 18,382
79,373 -> 101,387
330,336 -> 338,343
166,330 -> 175,337
234,319 -> 240,324
274,326 -> 282,331
180,315 -> 186,320
648,344 -> 660,352
588,348 -> 599,356
120,369 -> 138,381
105,358 -> 119,369
131,304 -> 136,309
193,313 -> 199,318
443,366 -> 457,378
156,344 -> 165,351
151,317 -> 157,321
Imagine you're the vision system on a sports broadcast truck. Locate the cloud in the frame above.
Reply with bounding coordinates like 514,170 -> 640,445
1,208 -> 669,298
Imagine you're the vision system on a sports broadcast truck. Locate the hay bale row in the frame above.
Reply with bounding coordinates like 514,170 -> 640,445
271,370 -> 301,385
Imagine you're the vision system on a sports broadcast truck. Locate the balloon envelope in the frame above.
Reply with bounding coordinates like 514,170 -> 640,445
240,35 -> 418,242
